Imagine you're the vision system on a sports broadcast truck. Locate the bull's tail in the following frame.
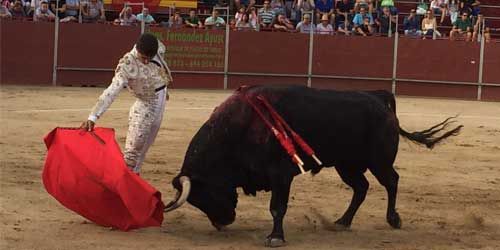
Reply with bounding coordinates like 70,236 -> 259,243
399,116 -> 463,149
368,90 -> 463,149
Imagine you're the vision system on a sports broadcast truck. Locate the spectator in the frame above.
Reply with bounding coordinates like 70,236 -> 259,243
236,13 -> 253,30
460,0 -> 480,17
271,0 -> 286,17
296,13 -> 316,33
258,0 -> 275,29
292,0 -> 315,23
81,0 -> 104,23
403,9 -> 422,37
185,9 -> 203,28
62,0 -> 79,22
9,0 -> 27,18
235,0 -> 255,11
315,0 -> 334,25
449,0 -> 459,24
421,9 -> 441,38
229,17 -> 237,30
234,6 -> 246,23
379,0 -> 397,15
376,6 -> 396,35
168,12 -> 183,28
430,0 -> 448,24
354,0 -> 373,14
472,14 -> 489,42
34,0 -> 55,21
49,0 -> 66,19
354,16 -> 373,35
29,0 -> 42,16
352,6 -> 373,27
337,19 -> 353,35
335,0 -> 354,27
137,7 -> 155,24
248,6 -> 258,28
273,13 -> 294,31
119,6 -> 136,26
316,14 -> 333,34
0,3 -> 12,18
450,12 -> 472,41
204,9 -> 226,29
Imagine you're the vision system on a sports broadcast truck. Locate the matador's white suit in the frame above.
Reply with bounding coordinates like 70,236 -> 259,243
88,41 -> 172,174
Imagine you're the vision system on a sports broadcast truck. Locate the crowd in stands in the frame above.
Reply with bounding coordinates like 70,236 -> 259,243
1,0 -> 498,41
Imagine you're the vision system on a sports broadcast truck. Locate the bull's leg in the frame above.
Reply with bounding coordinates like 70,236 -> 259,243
265,175 -> 292,248
334,169 -> 369,230
370,167 -> 401,229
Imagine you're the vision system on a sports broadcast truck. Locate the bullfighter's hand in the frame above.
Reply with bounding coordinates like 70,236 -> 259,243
80,120 -> 95,132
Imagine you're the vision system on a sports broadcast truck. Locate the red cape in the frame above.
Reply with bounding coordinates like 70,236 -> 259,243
42,127 -> 165,231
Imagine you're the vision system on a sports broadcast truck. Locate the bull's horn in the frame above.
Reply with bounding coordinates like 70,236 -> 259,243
164,176 -> 191,213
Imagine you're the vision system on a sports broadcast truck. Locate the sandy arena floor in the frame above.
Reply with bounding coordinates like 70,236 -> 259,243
1,86 -> 499,250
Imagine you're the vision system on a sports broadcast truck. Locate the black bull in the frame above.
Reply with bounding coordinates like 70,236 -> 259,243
164,85 -> 462,247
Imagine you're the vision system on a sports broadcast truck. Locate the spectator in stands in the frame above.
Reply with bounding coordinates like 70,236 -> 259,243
335,0 -> 354,27
49,0 -> 66,19
119,6 -> 137,26
460,0 -> 480,17
0,3 -> 12,18
421,9 -> 440,38
352,6 -> 373,28
430,0 -> 448,24
379,0 -> 397,15
169,12 -> 183,28
337,18 -> 353,35
258,0 -> 275,29
248,6 -> 258,28
271,0 -> 286,17
354,0 -> 373,14
450,11 -> 472,41
472,14 -> 490,42
235,6 -> 246,22
34,0 -> 55,21
236,13 -> 253,30
9,0 -> 27,18
204,9 -> 226,29
62,0 -> 79,22
292,0 -> 315,23
449,0 -> 459,24
403,9 -> 422,37
185,9 -> 203,28
29,0 -> 42,16
376,6 -> 396,35
235,0 -> 255,12
273,13 -> 294,31
315,0 -> 334,25
316,13 -> 333,34
137,8 -> 156,24
81,0 -> 104,23
296,13 -> 316,33
354,16 -> 373,35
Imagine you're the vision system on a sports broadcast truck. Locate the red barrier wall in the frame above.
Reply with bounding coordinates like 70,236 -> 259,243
313,36 -> 394,78
1,20 -> 54,85
1,20 -> 500,101
397,38 -> 480,83
57,23 -> 140,85
483,43 -> 500,84
228,31 -> 309,74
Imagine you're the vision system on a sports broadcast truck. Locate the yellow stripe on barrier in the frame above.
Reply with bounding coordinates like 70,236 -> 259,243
159,0 -> 197,8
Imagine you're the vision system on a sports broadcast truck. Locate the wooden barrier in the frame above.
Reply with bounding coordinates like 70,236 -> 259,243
1,20 -> 499,101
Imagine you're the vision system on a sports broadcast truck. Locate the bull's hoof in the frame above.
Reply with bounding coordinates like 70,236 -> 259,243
264,237 -> 286,248
387,212 -> 402,229
332,222 -> 351,231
